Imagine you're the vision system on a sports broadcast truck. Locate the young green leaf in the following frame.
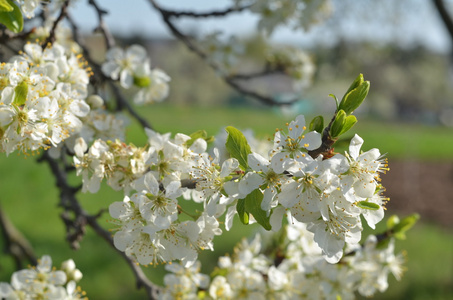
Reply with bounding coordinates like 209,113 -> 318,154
244,189 -> 272,231
329,109 -> 346,138
392,213 -> 420,240
133,75 -> 151,88
236,198 -> 249,225
342,73 -> 364,100
339,74 -> 370,115
0,0 -> 13,12
386,215 -> 400,229
328,93 -> 340,110
356,201 -> 380,210
309,115 -> 324,133
225,126 -> 252,171
0,0 -> 23,33
337,115 -> 357,136
13,80 -> 28,106
186,130 -> 208,147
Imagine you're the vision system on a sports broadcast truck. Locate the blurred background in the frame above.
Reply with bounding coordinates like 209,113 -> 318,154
1,0 -> 453,299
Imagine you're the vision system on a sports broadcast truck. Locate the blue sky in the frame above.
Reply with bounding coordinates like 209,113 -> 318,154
69,0 -> 451,53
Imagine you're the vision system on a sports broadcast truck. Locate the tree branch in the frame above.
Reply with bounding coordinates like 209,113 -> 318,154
38,151 -> 161,299
432,0 -> 453,50
0,205 -> 37,270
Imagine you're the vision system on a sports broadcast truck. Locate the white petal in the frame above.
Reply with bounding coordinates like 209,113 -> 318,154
270,151 -> 287,174
349,134 -> 364,159
143,172 -> 159,195
302,131 -> 322,150
120,70 -> 134,89
165,181 -> 182,199
189,138 -> 207,154
288,115 -> 306,139
113,230 -> 134,251
220,158 -> 239,177
101,61 -> 121,79
248,152 -> 269,172
69,100 -> 90,117
105,47 -> 124,61
270,206 -> 285,232
225,205 -> 236,231
239,172 -> 263,196
73,137 -> 87,157
363,207 -> 384,229
126,45 -> 147,62
353,175 -> 376,198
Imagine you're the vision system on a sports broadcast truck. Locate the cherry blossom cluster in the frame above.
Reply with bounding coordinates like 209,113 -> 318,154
74,113 -> 388,267
159,220 -> 405,299
74,129 -> 224,266
0,42 -> 92,156
0,255 -> 86,300
233,0 -> 332,34
102,45 -> 170,105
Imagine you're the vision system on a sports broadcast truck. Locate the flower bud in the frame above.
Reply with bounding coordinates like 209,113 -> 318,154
86,94 -> 104,109
61,259 -> 76,272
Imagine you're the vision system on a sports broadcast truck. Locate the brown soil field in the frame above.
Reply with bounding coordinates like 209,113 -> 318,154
382,160 -> 453,228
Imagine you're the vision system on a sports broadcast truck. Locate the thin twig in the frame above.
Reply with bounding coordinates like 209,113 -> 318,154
226,66 -> 283,80
0,205 -> 37,270
108,80 -> 154,130
157,3 -> 252,18
43,0 -> 71,46
88,0 -> 115,49
148,0 -> 298,106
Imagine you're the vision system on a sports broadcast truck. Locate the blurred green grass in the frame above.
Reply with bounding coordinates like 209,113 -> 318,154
129,104 -> 453,160
0,104 -> 452,299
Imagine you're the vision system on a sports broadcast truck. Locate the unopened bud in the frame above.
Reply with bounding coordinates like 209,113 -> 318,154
86,94 -> 104,109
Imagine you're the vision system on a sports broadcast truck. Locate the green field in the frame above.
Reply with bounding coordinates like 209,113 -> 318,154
129,104 -> 453,160
0,105 -> 452,299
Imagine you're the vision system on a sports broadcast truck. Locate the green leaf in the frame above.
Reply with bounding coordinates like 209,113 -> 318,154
328,93 -> 339,110
0,0 -> 13,12
392,213 -> 420,240
356,201 -> 380,210
342,73 -> 364,99
339,74 -> 370,115
13,80 -> 28,106
210,267 -> 228,278
0,0 -> 23,33
133,76 -> 151,88
236,198 -> 249,225
386,215 -> 400,229
197,291 -> 207,300
244,189 -> 272,231
309,115 -> 324,133
329,109 -> 346,138
337,115 -> 357,136
225,126 -> 252,171
186,130 -> 208,147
